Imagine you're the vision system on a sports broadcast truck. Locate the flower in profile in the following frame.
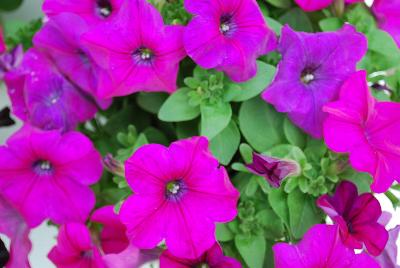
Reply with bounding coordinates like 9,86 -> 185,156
317,181 -> 388,256
5,48 -> 97,132
48,223 -> 106,268
183,0 -> 276,82
0,107 -> 15,128
160,242 -> 241,268
262,24 -> 367,138
323,71 -> 400,193
120,136 -> 239,259
372,0 -> 400,47
0,125 -> 103,227
0,45 -> 24,81
0,194 -> 31,268
42,0 -> 124,25
33,13 -> 111,109
82,0 -> 186,98
273,224 -> 380,268
246,152 -> 299,188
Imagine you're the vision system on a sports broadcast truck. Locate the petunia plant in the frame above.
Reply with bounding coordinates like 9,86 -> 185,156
0,0 -> 399,267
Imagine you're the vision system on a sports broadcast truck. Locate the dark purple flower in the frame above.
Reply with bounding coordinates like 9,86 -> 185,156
246,152 -> 299,188
0,45 -> 24,80
317,181 -> 388,256
262,24 -> 367,138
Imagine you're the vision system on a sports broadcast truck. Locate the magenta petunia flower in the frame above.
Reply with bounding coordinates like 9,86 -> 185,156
0,125 -> 103,227
323,71 -> 400,193
42,0 -> 124,25
294,0 -> 363,12
0,194 -> 31,268
372,0 -> 400,47
183,0 -> 276,82
5,48 -> 97,132
317,181 -> 388,256
119,136 -> 239,259
160,242 -> 241,268
33,13 -> 111,109
273,224 -> 380,268
82,0 -> 186,98
375,225 -> 400,268
246,152 -> 299,188
48,223 -> 106,268
262,24 -> 367,138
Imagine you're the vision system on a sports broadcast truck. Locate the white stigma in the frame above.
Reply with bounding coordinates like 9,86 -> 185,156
40,161 -> 51,170
141,51 -> 151,60
302,73 -> 315,84
99,7 -> 111,17
169,184 -> 180,195
220,23 -> 230,33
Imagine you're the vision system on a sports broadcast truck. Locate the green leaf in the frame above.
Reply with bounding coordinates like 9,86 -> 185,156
235,234 -> 266,268
267,144 -> 306,165
268,188 -> 289,224
283,117 -> 307,149
158,88 -> 200,122
239,97 -> 285,152
287,189 -> 322,239
319,17 -> 343,31
368,29 -> 400,58
239,143 -> 253,164
256,209 -> 284,239
226,62 -> 276,102
137,92 -> 168,114
0,0 -> 23,11
216,224 -> 234,242
176,120 -> 199,139
210,120 -> 240,165
200,101 -> 232,139
279,8 -> 313,32
265,17 -> 283,35
266,0 -> 291,8
245,176 -> 259,196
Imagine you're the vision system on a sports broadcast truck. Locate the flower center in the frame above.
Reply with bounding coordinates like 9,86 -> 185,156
195,263 -> 210,268
165,180 -> 186,201
220,14 -> 236,36
96,0 -> 112,18
33,160 -> 54,175
301,68 -> 316,85
133,47 -> 154,66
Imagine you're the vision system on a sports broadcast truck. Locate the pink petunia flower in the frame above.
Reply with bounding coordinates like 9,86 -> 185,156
119,136 -> 239,259
160,242 -> 241,268
48,223 -> 106,268
262,24 -> 367,138
372,0 -> 400,47
42,0 -> 124,25
0,125 -> 103,227
33,13 -> 111,109
323,70 -> 400,193
317,181 -> 388,256
4,48 -> 97,132
273,224 -> 380,268
82,0 -> 186,98
0,194 -> 31,268
294,0 -> 363,12
183,0 -> 276,82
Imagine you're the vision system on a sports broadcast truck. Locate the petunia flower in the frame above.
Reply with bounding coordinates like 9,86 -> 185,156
375,226 -> 400,268
317,180 -> 388,256
0,27 -> 5,54
119,136 -> 239,259
5,48 -> 97,132
0,194 -> 31,268
262,24 -> 367,138
48,223 -> 106,268
294,0 -> 363,12
42,0 -> 124,25
160,242 -> 241,268
246,152 -> 299,188
183,0 -> 276,82
33,13 -> 111,109
0,45 -> 24,81
273,224 -> 380,268
0,125 -> 103,227
323,70 -> 400,193
372,0 -> 400,47
82,0 -> 186,98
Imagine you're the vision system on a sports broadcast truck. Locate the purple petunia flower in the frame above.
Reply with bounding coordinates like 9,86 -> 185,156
5,48 -> 98,132
262,24 -> 367,138
246,152 -> 299,188
0,125 -> 103,227
273,224 -> 380,268
160,242 -> 241,268
0,45 -> 23,81
33,13 -> 111,109
82,0 -> 186,98
42,0 -> 124,25
120,136 -> 239,259
317,181 -> 388,256
372,0 -> 400,48
183,0 -> 276,82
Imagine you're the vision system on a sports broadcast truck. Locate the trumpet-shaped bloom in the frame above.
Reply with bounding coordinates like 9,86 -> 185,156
0,125 -> 103,227
160,243 -> 241,268
372,0 -> 400,47
33,13 -> 111,109
120,136 -> 239,259
262,24 -> 367,138
5,48 -> 97,132
42,0 -> 124,25
0,194 -> 31,268
317,181 -> 388,256
183,0 -> 276,82
82,0 -> 186,98
273,224 -> 380,268
323,71 -> 400,193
